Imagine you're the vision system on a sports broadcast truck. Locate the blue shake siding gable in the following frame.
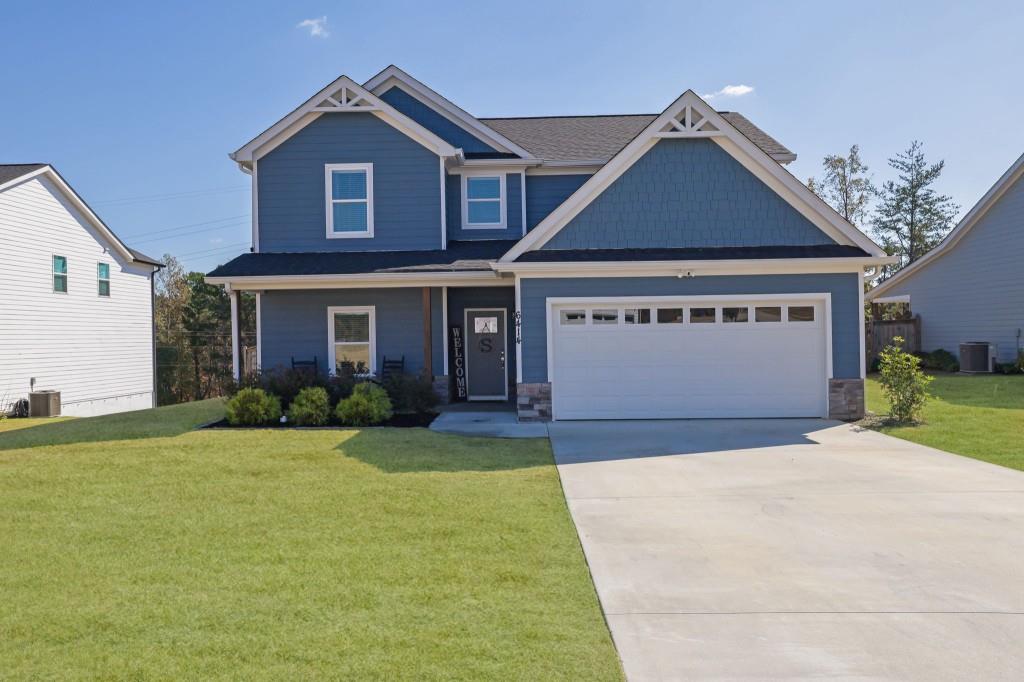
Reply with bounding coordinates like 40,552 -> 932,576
379,86 -> 499,155
257,113 -> 442,252
525,174 -> 592,230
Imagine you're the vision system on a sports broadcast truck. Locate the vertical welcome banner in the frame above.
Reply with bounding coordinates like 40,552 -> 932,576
450,326 -> 467,400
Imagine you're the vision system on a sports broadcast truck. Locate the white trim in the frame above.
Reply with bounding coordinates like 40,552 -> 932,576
231,75 -> 459,165
500,90 -> 885,262
363,66 -> 536,159
461,172 -> 507,230
255,292 -> 262,371
871,294 -> 911,304
858,276 -> 866,379
325,163 -> 374,239
251,159 -> 259,252
464,307 -> 509,401
230,291 -> 240,381
526,164 -> 603,176
867,151 -> 1024,300
514,275 -> 523,384
448,162 -> 539,175
496,257 -> 894,278
327,305 -> 377,376
442,286 -> 449,375
206,271 -> 508,290
439,157 -> 447,249
520,170 -> 527,237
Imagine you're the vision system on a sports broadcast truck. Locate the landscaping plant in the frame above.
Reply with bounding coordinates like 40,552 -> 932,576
225,388 -> 282,426
878,336 -> 933,423
287,387 -> 331,426
336,382 -> 393,426
383,372 -> 440,414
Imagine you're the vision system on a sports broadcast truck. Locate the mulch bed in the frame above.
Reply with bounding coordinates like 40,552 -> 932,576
202,412 -> 437,430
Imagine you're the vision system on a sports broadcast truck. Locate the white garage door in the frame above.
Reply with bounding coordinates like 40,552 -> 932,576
550,297 -> 829,420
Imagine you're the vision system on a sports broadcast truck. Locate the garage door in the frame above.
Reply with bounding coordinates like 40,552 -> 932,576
550,297 -> 828,419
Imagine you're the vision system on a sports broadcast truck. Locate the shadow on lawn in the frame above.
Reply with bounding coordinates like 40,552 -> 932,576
335,428 -> 551,474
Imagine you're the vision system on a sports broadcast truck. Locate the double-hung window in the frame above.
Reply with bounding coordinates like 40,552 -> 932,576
97,263 -> 111,297
328,306 -> 375,375
462,174 -> 505,229
52,255 -> 67,293
325,163 -> 373,238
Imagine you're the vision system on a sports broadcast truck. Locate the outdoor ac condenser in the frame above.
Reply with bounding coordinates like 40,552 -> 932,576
28,390 -> 61,417
959,342 -> 996,373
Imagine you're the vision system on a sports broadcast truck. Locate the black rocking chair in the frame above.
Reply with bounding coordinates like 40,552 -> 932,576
291,356 -> 319,375
381,355 -> 405,380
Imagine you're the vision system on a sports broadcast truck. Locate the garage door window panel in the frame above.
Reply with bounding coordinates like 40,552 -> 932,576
656,308 -> 683,324
788,305 -> 815,322
592,309 -> 619,325
624,308 -> 651,324
723,306 -> 749,323
755,306 -> 782,322
690,307 -> 716,324
560,309 -> 586,325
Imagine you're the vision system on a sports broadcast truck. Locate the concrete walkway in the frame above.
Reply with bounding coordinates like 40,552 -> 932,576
429,409 -> 548,438
548,419 -> 1024,681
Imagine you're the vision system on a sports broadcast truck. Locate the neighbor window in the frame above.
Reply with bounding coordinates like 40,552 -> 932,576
656,308 -> 683,324
560,310 -> 585,325
591,309 -> 618,324
97,263 -> 110,297
326,164 -> 373,237
722,306 -> 748,323
52,255 -> 67,293
755,306 -> 782,322
689,307 -> 716,323
463,175 -> 505,228
624,308 -> 651,324
330,307 -> 375,375
788,306 -> 815,322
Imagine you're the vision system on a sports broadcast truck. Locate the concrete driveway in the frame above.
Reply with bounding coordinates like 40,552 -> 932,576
548,419 -> 1024,681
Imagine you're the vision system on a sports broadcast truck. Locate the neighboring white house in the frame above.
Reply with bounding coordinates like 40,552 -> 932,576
867,152 -> 1024,363
0,164 -> 162,417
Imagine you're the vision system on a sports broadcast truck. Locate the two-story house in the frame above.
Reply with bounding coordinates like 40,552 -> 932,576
206,66 -> 892,422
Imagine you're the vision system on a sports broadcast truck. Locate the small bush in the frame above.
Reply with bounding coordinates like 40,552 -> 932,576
916,348 -> 958,372
261,367 -> 326,410
226,388 -> 282,426
325,367 -> 360,407
287,386 -> 331,426
336,382 -> 393,426
383,372 -> 440,414
879,336 -> 933,423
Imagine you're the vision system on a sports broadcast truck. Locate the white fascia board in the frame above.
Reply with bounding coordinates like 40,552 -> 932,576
205,270 -> 509,291
231,75 -> 459,164
526,164 -> 603,176
867,151 -> 1024,300
364,66 -> 536,159
500,90 -> 886,262
870,294 -> 911,304
493,256 -> 896,278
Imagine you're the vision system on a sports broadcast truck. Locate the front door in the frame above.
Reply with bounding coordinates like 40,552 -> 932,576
465,308 -> 508,400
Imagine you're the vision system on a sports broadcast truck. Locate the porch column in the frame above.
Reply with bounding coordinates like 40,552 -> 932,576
229,288 -> 240,381
422,287 -> 432,377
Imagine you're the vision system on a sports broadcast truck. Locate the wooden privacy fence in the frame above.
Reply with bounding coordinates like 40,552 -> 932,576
865,316 -> 921,368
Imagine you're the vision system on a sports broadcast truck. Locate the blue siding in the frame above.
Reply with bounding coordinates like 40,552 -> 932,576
379,86 -> 498,155
446,172 -> 523,241
876,172 -> 1024,362
543,139 -> 836,250
519,273 -> 862,382
446,287 -> 516,390
260,288 -> 432,374
258,113 -> 441,252
525,174 -> 592,230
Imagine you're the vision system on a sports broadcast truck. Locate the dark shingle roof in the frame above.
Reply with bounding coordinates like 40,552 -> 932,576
480,113 -> 793,163
516,245 -> 868,263
207,240 -> 518,278
0,164 -> 47,185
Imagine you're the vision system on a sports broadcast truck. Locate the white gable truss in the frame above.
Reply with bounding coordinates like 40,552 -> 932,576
230,75 -> 460,166
501,90 -> 887,262
868,151 -> 1024,300
363,65 -> 537,160
0,165 -> 159,269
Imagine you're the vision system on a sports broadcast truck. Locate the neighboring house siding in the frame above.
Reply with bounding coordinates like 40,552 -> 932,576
446,172 -> 523,241
260,288 -> 436,375
876,174 -> 1024,362
0,176 -> 154,416
379,86 -> 498,155
258,113 -> 442,252
519,273 -> 862,382
525,174 -> 592,230
542,138 -> 836,250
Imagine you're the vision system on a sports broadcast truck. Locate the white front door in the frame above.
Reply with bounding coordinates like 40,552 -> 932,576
550,297 -> 829,420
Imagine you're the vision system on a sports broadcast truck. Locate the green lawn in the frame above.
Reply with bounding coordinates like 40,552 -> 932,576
866,373 -> 1024,471
0,401 -> 621,680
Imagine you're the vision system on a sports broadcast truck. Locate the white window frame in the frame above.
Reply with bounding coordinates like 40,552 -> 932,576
325,163 -> 374,239
327,305 -> 376,376
461,172 -> 506,230
97,262 -> 111,297
52,255 -> 67,294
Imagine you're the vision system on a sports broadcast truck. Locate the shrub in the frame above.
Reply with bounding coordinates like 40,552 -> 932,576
916,348 -> 958,372
226,388 -> 282,426
383,372 -> 440,414
336,382 -> 393,426
878,336 -> 933,423
260,367 -> 326,410
325,366 -> 360,407
287,386 -> 331,426
1017,350 -> 1024,373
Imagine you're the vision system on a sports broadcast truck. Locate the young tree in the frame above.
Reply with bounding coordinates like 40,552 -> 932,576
871,141 -> 959,272
807,144 -> 875,228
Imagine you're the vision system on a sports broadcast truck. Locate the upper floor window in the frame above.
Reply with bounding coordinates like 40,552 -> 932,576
52,255 -> 67,293
97,263 -> 111,297
462,174 -> 506,229
325,163 -> 374,238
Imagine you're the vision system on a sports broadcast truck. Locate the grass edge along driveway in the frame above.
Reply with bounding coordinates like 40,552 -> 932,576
0,400 -> 622,681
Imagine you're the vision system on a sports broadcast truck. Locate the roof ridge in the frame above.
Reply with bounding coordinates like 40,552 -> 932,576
480,113 -> 659,121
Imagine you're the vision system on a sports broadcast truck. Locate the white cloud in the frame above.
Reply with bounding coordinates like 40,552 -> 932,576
297,16 -> 329,38
702,84 -> 754,99
209,237 -> 224,245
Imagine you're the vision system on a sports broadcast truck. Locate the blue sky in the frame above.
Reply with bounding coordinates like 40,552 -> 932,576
2,1 -> 1021,271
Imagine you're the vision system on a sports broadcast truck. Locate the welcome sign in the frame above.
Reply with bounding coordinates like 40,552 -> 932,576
450,326 -> 467,400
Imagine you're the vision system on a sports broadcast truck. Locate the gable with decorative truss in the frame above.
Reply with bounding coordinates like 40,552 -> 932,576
313,84 -> 377,111
657,103 -> 723,136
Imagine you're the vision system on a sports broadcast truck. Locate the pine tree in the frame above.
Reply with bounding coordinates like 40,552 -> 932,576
807,144 -> 875,228
871,141 -> 959,272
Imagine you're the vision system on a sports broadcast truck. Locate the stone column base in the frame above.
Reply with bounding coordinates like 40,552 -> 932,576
828,378 -> 865,421
432,375 -> 451,405
516,382 -> 552,422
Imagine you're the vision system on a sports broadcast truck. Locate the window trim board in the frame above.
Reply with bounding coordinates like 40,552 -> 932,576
460,172 -> 507,230
327,305 -> 377,375
325,163 -> 374,239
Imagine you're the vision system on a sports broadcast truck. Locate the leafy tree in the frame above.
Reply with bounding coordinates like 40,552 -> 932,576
878,336 -> 933,423
182,272 -> 233,400
807,144 -> 875,228
872,141 -> 959,274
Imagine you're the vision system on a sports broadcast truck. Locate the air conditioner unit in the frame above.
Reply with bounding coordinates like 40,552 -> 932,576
29,390 -> 61,417
959,342 -> 996,373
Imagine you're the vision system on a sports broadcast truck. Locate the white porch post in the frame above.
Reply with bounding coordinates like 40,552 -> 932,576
229,287 -> 240,381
